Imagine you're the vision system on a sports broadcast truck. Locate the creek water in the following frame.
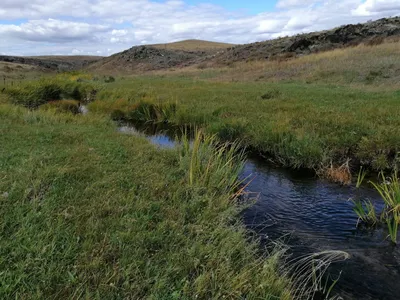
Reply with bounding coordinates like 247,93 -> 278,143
119,125 -> 400,300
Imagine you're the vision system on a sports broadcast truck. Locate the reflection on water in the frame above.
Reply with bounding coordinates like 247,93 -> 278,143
118,126 -> 177,148
119,125 -> 400,300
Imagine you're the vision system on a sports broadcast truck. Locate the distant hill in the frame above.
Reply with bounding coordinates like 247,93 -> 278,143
149,39 -> 235,52
87,40 -> 234,73
86,45 -> 211,73
88,17 -> 400,74
0,55 -> 102,72
28,56 -> 102,63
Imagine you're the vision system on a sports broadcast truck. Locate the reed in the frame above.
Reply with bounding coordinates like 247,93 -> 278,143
283,250 -> 350,300
370,172 -> 400,243
178,129 -> 245,195
353,199 -> 378,226
351,170 -> 400,244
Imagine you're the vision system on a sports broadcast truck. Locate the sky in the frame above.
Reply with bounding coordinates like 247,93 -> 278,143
0,0 -> 400,56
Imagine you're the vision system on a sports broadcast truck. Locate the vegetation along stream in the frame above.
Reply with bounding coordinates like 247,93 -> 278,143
119,123 -> 400,300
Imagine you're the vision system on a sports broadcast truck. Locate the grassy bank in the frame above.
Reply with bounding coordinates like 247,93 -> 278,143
0,103 -> 291,299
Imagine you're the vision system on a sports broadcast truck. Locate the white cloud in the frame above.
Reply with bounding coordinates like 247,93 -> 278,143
0,19 -> 109,43
276,0 -> 320,9
0,0 -> 399,56
353,0 -> 400,16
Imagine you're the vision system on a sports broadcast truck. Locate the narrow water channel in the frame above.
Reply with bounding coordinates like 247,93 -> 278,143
119,125 -> 400,300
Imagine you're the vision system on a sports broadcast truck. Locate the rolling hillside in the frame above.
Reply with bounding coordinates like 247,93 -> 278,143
89,17 -> 400,73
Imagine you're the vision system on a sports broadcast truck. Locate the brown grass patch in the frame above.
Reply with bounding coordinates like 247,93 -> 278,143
365,36 -> 385,47
318,160 -> 352,185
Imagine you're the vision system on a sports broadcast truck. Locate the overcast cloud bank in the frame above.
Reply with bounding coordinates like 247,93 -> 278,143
1,0 -> 400,56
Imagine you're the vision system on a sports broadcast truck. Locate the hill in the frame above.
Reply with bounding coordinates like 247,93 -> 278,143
89,17 -> 400,73
86,46 -> 212,73
214,17 -> 400,64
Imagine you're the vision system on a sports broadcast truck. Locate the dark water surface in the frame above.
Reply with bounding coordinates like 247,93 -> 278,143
120,126 -> 400,300
241,158 -> 400,300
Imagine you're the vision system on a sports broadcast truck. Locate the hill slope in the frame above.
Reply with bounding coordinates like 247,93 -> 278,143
0,55 -> 102,72
215,17 -> 400,64
87,46 -> 212,73
149,39 -> 235,51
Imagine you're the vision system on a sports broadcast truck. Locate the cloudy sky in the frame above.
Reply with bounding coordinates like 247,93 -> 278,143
1,0 -> 400,56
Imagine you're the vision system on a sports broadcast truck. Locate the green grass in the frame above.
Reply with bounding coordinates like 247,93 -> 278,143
371,172 -> 400,244
0,103 -> 291,299
88,76 -> 400,172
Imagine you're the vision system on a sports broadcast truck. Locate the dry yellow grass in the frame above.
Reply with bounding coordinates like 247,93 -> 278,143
149,39 -> 234,52
0,62 -> 43,81
153,39 -> 400,89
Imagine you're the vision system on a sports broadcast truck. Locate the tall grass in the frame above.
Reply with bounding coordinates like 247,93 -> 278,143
179,129 -> 245,195
6,78 -> 99,109
352,171 -> 400,244
370,172 -> 400,243
283,250 -> 350,300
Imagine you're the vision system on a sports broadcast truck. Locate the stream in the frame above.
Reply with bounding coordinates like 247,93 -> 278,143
119,124 -> 400,300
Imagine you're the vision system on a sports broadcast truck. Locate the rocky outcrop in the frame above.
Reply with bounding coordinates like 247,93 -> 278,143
88,46 -> 211,72
216,17 -> 400,63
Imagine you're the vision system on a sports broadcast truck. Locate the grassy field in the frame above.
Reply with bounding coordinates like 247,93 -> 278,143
90,80 -> 399,173
0,98 -> 292,298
